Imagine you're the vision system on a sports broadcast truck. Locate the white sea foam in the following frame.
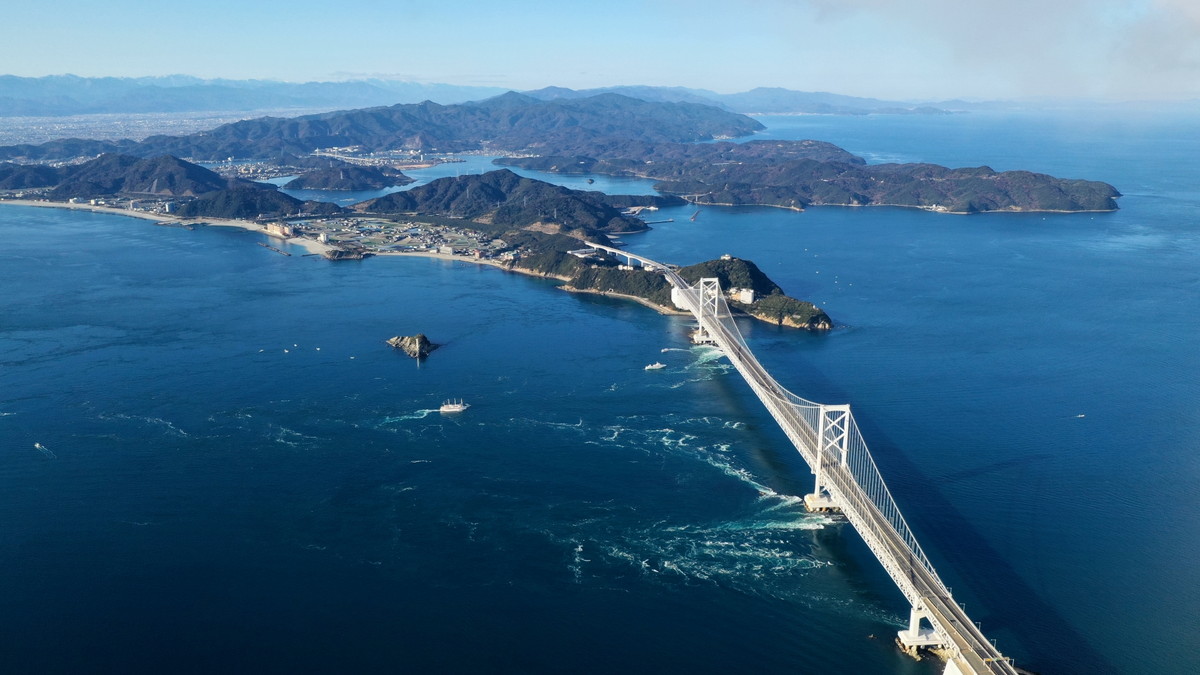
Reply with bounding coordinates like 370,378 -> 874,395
568,542 -> 590,583
592,521 -> 832,595
689,344 -> 728,364
542,490 -> 835,600
378,409 -> 438,424
271,425 -> 319,447
101,413 -> 190,437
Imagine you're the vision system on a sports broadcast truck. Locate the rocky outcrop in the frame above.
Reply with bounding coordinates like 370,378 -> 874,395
387,334 -> 439,359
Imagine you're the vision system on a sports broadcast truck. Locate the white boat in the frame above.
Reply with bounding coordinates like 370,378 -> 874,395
644,362 -> 666,370
439,399 -> 470,412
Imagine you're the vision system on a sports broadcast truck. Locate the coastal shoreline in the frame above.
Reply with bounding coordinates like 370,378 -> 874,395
0,199 -> 793,326
557,285 -> 687,315
0,199 -> 335,255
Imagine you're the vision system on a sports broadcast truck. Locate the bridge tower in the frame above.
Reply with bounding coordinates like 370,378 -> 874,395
689,278 -> 721,345
803,404 -> 849,512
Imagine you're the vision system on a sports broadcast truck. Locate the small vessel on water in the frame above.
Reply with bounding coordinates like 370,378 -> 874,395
644,362 -> 666,370
439,399 -> 470,412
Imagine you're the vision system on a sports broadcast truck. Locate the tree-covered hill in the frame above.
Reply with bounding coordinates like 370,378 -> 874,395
499,139 -> 1121,214
354,169 -> 657,235
0,93 -> 764,161
0,162 -> 62,189
283,165 -> 411,190
47,154 -> 250,199
510,250 -> 832,331
174,187 -> 343,219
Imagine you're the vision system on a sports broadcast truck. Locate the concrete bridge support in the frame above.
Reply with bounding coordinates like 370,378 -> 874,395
898,603 -> 947,655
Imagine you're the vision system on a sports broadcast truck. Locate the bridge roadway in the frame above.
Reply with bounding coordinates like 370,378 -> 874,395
586,244 -> 1017,675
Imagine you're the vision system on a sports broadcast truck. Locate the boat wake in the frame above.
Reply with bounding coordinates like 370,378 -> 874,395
378,409 -> 439,424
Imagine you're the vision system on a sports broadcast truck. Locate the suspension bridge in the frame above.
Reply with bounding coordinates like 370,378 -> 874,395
586,243 -> 1018,675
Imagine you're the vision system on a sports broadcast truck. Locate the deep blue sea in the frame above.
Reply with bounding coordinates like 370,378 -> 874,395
2,111 -> 1198,674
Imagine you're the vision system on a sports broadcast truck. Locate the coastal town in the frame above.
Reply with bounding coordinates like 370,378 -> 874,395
0,190 -> 520,263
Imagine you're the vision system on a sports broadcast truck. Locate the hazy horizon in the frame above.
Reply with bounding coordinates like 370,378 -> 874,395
3,0 -> 1198,103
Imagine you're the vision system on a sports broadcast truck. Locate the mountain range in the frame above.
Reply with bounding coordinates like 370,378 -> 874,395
0,75 -> 507,116
1,75 -> 957,118
0,93 -> 763,161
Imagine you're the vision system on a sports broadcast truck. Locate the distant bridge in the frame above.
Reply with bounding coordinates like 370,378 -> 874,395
586,243 -> 1018,675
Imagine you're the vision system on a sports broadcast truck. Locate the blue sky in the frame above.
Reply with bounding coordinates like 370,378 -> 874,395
5,0 -> 1198,101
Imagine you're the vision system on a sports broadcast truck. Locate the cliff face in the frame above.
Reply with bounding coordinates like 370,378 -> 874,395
387,334 -> 439,359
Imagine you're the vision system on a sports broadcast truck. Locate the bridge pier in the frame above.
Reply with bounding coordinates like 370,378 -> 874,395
802,489 -> 837,512
897,604 -> 947,656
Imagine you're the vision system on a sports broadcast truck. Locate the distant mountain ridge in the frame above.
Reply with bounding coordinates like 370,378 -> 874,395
0,93 -> 764,161
6,76 -> 1196,121
0,75 -> 951,117
0,75 -> 508,116
524,85 -> 953,114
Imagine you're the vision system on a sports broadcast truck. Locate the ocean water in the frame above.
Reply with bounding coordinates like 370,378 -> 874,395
2,111 -> 1198,674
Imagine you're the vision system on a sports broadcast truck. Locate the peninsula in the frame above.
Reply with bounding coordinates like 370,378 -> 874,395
0,166 -> 831,331
497,139 -> 1121,214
